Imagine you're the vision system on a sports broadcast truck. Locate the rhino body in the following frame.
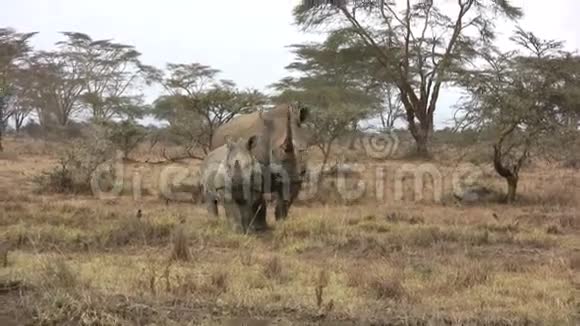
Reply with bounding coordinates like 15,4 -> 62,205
200,136 -> 266,233
210,103 -> 310,220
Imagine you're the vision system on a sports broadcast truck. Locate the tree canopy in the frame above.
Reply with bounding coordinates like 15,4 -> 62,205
271,38 -> 381,172
456,28 -> 580,201
0,27 -> 36,150
151,63 -> 267,154
293,0 -> 524,156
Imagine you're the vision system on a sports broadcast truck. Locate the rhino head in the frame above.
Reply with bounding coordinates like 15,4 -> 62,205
258,102 -> 310,198
223,135 -> 263,203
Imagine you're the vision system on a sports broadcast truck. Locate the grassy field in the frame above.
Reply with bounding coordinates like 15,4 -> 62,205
0,136 -> 579,325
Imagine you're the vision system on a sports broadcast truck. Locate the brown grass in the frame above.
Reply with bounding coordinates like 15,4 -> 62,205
170,226 -> 191,261
0,136 -> 578,325
570,253 -> 580,271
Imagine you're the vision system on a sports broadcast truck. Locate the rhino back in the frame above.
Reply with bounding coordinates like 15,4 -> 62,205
211,104 -> 296,150
211,111 -> 265,150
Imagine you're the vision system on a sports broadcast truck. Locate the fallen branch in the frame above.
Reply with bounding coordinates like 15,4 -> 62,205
136,147 -> 205,165
162,147 -> 204,161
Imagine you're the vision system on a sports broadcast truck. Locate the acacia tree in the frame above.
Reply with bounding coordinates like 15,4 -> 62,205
151,94 -> 206,158
9,71 -> 35,134
27,49 -> 86,127
23,32 -> 152,129
456,28 -> 580,202
271,40 -> 379,176
152,63 -> 266,154
0,27 -> 36,150
55,32 -> 154,122
103,119 -> 148,160
295,0 -> 523,157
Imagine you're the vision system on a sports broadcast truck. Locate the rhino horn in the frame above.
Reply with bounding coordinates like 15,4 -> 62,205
233,160 -> 243,183
259,113 -> 275,168
246,135 -> 257,151
283,109 -> 294,153
299,105 -> 308,124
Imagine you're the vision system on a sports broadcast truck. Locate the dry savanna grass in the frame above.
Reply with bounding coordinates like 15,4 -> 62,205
0,136 -> 579,325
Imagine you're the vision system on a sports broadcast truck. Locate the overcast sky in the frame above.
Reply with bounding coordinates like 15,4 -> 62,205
2,0 -> 579,128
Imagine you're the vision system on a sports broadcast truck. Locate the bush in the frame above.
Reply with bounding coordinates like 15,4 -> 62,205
21,121 -> 88,141
49,122 -> 87,140
21,121 -> 44,139
33,126 -> 118,194
103,120 -> 148,160
562,157 -> 580,169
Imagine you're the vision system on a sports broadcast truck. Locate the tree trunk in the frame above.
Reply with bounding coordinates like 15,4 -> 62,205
318,143 -> 332,186
415,133 -> 429,157
14,117 -> 22,135
58,113 -> 69,126
404,102 -> 433,159
0,113 -> 4,152
409,123 -> 432,158
347,122 -> 358,150
493,142 -> 520,204
0,101 -> 4,151
506,176 -> 518,203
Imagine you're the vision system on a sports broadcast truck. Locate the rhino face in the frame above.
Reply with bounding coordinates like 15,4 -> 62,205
265,103 -> 310,183
224,135 -> 262,202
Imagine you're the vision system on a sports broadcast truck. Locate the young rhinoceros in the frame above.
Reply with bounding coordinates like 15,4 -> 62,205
200,135 -> 266,233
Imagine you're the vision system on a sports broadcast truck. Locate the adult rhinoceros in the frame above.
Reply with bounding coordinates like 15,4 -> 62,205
210,102 -> 310,222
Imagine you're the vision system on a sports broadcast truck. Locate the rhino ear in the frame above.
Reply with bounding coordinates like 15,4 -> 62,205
299,106 -> 309,124
246,135 -> 257,151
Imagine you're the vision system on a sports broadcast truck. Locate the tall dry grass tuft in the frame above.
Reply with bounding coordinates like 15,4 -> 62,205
39,257 -> 80,290
208,270 -> 229,296
262,256 -> 289,284
445,261 -> 494,290
369,274 -> 408,302
346,266 -> 410,303
314,269 -> 329,309
0,242 -> 9,268
570,253 -> 580,271
104,216 -> 174,247
170,226 -> 191,261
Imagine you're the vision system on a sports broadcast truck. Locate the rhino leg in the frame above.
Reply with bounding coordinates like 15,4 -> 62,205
274,181 -> 302,220
205,192 -> 218,217
274,205 -> 287,221
241,205 -> 253,234
272,179 -> 289,220
274,198 -> 288,221
250,196 -> 268,231
288,180 -> 302,208
224,202 -> 245,233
